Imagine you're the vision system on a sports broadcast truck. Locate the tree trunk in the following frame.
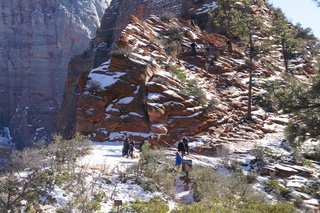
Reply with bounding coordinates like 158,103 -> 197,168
247,34 -> 254,120
282,38 -> 289,73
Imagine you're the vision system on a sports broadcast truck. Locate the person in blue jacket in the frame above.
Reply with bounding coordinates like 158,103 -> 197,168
175,151 -> 182,171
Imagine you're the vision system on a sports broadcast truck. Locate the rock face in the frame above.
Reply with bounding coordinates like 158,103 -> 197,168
0,0 -> 110,147
57,0 -> 186,141
57,0 -> 319,146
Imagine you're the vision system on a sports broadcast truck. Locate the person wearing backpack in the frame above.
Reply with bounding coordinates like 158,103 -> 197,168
174,151 -> 182,171
178,139 -> 186,156
183,136 -> 189,155
122,138 -> 130,157
128,139 -> 135,158
190,42 -> 197,56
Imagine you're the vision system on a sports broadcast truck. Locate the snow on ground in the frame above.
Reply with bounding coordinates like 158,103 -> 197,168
74,141 -> 216,212
46,132 -> 319,212
75,142 -> 164,212
78,142 -> 139,174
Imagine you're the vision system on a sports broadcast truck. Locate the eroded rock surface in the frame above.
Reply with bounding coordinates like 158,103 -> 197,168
0,0 -> 110,146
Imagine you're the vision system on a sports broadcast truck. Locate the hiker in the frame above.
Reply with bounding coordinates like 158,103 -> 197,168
205,42 -> 210,55
122,138 -> 130,157
191,42 -> 197,56
227,39 -> 233,51
174,151 -> 182,171
178,139 -> 186,156
128,139 -> 135,158
183,136 -> 189,155
139,140 -> 148,152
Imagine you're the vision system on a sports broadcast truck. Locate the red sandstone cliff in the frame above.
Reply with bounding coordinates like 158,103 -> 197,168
57,0 -> 319,147
0,0 -> 110,147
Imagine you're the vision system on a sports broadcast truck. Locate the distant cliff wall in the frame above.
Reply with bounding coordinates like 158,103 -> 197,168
56,0 -> 185,139
0,0 -> 110,147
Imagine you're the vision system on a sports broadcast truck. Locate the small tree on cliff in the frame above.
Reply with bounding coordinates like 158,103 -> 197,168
271,8 -> 299,74
213,0 -> 268,119
211,0 -> 240,50
270,75 -> 320,146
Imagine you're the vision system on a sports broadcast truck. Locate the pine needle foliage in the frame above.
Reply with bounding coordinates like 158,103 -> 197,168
0,133 -> 93,212
269,76 -> 320,146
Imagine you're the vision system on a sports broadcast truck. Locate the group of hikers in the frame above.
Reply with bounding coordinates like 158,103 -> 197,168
190,41 -> 211,56
122,137 -> 135,158
175,136 -> 189,171
122,137 -> 147,158
121,136 -> 190,171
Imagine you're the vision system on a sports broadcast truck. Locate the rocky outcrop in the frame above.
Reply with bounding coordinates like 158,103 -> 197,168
57,0 -> 319,146
0,0 -> 110,147
57,0 -> 187,140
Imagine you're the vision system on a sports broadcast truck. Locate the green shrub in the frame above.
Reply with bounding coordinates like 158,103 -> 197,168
0,133 -> 93,212
166,24 -> 186,42
201,98 -> 218,115
190,165 -> 217,202
181,81 -> 206,105
252,93 -> 274,112
0,169 -> 56,212
190,165 -> 266,204
48,133 -> 92,172
162,39 -> 181,56
264,179 -> 292,200
160,24 -> 185,56
160,12 -> 176,22
301,179 -> 320,199
86,80 -> 103,94
264,61 -> 275,72
110,46 -> 133,58
171,195 -> 297,213
169,65 -> 186,82
303,145 -> 320,161
120,196 -> 169,213
250,145 -> 281,165
135,148 -> 176,197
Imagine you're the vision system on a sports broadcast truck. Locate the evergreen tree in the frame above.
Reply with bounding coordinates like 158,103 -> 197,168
213,0 -> 267,119
211,0 -> 239,50
270,76 -> 320,146
271,8 -> 299,73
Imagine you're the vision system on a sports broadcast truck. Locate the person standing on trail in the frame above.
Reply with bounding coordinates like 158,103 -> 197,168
182,136 -> 189,155
128,139 -> 134,158
205,42 -> 210,55
174,151 -> 182,171
191,42 -> 197,56
122,138 -> 130,157
139,140 -> 148,152
178,139 -> 186,156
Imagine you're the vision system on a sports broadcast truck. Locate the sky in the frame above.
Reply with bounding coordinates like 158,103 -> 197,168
267,0 -> 320,39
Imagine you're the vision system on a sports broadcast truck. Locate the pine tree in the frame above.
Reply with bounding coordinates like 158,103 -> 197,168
211,0 -> 239,50
271,8 -> 299,73
213,0 -> 267,119
270,76 -> 320,146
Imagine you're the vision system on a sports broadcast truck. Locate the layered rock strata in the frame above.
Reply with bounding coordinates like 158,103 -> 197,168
0,0 -> 110,146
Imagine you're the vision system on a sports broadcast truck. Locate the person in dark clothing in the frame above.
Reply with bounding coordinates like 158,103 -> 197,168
183,136 -> 189,155
205,43 -> 210,54
191,42 -> 197,56
178,140 -> 186,156
122,138 -> 130,157
128,139 -> 134,158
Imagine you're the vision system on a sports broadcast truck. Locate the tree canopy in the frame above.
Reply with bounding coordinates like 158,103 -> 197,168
269,76 -> 320,146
